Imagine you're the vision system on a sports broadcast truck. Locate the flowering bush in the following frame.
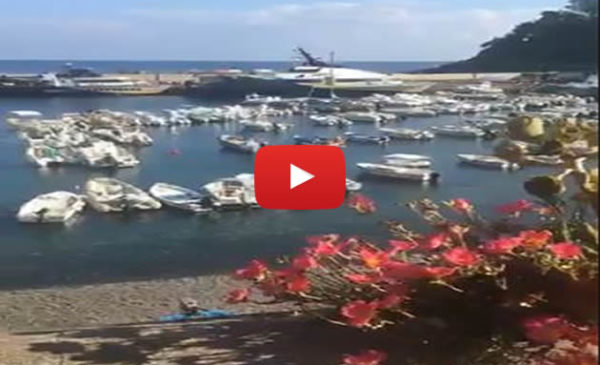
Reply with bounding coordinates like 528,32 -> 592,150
227,168 -> 598,364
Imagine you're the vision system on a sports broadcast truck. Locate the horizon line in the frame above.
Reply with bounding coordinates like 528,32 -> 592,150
0,59 -> 451,63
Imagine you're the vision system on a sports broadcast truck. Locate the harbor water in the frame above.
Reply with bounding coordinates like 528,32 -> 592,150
0,94 -> 560,290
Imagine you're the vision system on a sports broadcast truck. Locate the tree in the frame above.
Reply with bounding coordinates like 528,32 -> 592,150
567,0 -> 598,16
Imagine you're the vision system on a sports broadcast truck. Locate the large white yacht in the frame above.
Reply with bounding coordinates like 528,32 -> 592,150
270,48 -> 391,84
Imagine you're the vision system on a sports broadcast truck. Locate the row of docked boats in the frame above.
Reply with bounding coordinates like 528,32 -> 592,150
17,175 -> 365,224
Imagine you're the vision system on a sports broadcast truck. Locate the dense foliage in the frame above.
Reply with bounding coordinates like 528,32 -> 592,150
227,157 -> 598,364
427,6 -> 598,73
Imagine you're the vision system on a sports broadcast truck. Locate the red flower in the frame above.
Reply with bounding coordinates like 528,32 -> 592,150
345,272 -> 383,285
382,261 -> 430,280
343,350 -> 387,365
292,254 -> 319,271
306,234 -> 347,257
448,198 -> 473,213
388,240 -> 418,254
482,237 -> 522,255
548,242 -> 583,260
519,230 -> 553,250
226,288 -> 250,303
424,266 -> 457,279
234,260 -> 268,280
359,247 -> 389,269
420,233 -> 450,251
286,274 -> 311,293
374,294 -> 404,309
442,247 -> 480,267
340,300 -> 379,327
497,199 -> 534,216
522,315 -> 572,344
348,194 -> 377,214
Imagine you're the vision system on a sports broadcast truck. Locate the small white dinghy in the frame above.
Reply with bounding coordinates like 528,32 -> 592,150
149,183 -> 212,214
457,154 -> 520,170
17,191 -> 86,223
85,178 -> 162,213
357,163 -> 440,182
239,119 -> 275,132
379,127 -> 434,141
431,125 -> 485,138
345,178 -> 363,192
218,135 -> 265,154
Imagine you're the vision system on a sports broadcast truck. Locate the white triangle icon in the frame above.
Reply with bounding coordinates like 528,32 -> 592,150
290,164 -> 314,190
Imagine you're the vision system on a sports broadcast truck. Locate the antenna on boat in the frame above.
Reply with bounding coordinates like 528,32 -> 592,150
329,51 -> 338,99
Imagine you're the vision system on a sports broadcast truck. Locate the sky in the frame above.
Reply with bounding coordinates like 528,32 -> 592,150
0,0 -> 567,61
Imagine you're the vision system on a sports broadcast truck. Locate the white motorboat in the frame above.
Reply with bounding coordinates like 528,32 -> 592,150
242,93 -> 283,105
380,107 -> 437,117
234,173 -> 259,208
341,112 -> 383,123
430,125 -> 485,138
379,127 -> 434,141
202,178 -> 254,209
17,191 -> 86,223
149,183 -> 212,214
239,119 -> 275,132
85,178 -> 162,212
218,135 -> 265,154
25,145 -> 66,167
5,110 -> 44,129
383,153 -> 431,161
78,140 -> 139,168
457,154 -> 520,170
344,132 -> 390,145
310,115 -> 353,127
356,162 -> 439,182
345,178 -> 363,192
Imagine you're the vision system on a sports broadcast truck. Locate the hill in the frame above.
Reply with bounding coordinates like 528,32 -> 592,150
425,7 -> 598,73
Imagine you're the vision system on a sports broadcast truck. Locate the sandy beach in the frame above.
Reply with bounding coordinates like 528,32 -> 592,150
0,275 -> 289,333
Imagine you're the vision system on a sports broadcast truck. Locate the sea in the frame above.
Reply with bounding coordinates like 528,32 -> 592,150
0,61 -> 553,291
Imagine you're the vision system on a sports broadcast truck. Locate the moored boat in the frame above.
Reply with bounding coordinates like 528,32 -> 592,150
149,183 -> 212,214
202,178 -> 255,209
345,178 -> 363,192
356,162 -> 439,182
85,178 -> 162,212
379,127 -> 434,141
218,134 -> 265,153
344,132 -> 390,145
17,191 -> 86,223
457,154 -> 520,170
430,125 -> 485,138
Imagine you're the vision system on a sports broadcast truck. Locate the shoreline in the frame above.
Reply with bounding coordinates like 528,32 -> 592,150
0,274 -> 289,333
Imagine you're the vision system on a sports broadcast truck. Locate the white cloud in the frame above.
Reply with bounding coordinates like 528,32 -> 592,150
0,2 -> 551,60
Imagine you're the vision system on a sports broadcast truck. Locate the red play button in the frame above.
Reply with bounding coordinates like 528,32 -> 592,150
255,145 -> 346,210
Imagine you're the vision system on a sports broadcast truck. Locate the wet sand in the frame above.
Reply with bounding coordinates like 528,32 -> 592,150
0,275 -> 289,333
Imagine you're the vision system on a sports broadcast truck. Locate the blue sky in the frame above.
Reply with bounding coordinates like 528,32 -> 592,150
0,0 -> 567,61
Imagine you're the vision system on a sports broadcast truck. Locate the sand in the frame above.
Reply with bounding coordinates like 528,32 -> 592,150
0,275 -> 289,333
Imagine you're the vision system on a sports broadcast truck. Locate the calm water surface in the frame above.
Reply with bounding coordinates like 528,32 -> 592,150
0,95 -> 555,290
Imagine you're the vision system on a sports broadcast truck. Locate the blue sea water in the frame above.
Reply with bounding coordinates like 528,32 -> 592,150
0,60 -> 445,74
0,93 -> 555,291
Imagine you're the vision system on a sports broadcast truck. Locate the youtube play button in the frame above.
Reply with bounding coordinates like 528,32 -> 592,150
290,164 -> 314,189
255,145 -> 346,210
